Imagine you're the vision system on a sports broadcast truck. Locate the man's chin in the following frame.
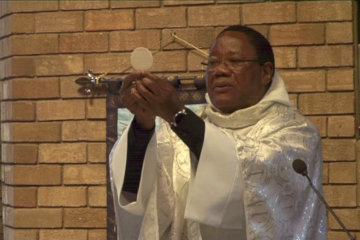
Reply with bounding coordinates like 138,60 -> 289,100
212,101 -> 236,114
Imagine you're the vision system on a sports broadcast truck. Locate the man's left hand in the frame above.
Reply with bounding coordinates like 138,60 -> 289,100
135,72 -> 185,123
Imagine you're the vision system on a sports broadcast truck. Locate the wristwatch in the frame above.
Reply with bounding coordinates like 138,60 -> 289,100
170,108 -> 187,128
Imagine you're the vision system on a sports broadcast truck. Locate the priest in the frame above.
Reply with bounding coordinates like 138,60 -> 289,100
110,25 -> 327,240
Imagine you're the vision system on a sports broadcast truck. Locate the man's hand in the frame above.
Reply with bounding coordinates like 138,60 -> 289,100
134,72 -> 185,123
119,72 -> 155,130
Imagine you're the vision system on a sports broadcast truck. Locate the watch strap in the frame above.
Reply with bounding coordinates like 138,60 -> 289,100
170,108 -> 187,128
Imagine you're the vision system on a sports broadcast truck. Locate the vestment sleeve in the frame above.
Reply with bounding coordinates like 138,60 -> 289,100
123,120 -> 154,194
170,108 -> 205,160
110,124 -> 157,216
184,122 -> 246,229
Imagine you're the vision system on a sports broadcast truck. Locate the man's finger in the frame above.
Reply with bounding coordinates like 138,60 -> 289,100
140,72 -> 167,95
121,72 -> 143,90
139,78 -> 160,96
136,81 -> 157,103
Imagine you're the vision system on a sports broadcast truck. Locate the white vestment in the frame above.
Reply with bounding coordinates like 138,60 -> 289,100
110,72 -> 327,240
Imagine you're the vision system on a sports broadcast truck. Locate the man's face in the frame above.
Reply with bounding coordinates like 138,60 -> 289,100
206,31 -> 272,113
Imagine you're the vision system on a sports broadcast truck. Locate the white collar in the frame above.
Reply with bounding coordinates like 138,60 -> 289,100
203,71 -> 291,129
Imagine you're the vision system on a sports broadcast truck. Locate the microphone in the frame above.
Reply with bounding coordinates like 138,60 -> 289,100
292,159 -> 355,240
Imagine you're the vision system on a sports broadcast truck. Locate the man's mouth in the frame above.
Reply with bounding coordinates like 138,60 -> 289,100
213,82 -> 232,92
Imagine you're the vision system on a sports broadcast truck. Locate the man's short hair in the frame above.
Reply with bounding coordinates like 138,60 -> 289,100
220,25 -> 275,69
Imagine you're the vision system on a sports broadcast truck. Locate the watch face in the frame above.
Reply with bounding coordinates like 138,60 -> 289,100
175,112 -> 186,125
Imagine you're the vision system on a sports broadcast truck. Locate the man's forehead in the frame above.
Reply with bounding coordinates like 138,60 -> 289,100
209,31 -> 252,56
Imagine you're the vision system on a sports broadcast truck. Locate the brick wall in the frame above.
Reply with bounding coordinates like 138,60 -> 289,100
0,1 -> 358,239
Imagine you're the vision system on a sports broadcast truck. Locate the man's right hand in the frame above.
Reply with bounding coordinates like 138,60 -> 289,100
119,72 -> 155,130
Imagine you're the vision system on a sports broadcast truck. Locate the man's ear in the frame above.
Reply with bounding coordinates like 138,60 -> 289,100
261,62 -> 274,86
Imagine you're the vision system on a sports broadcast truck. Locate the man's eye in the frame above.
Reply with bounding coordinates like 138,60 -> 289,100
208,60 -> 220,66
229,59 -> 243,64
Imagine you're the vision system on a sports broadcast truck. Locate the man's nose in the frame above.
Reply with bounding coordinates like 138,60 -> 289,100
213,61 -> 232,75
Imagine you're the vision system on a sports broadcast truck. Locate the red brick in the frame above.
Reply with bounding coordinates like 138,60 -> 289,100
60,33 -> 108,53
0,14 -> 35,38
0,1 -> 11,17
87,98 -> 106,119
0,19 -> 7,39
152,50 -> 187,72
39,143 -> 87,164
328,115 -> 355,137
9,34 -> 58,56
111,1 -> 160,8
329,162 -> 356,184
326,22 -> 353,44
161,27 -> 215,50
62,120 -> 106,141
298,1 -> 352,22
307,116 -> 326,137
327,68 -> 354,91
0,78 -> 2,99
5,207 -> 62,228
242,2 -> 296,24
60,76 -> 88,99
298,45 -> 353,68
63,164 -> 106,185
290,94 -> 299,108
136,7 -> 186,29
64,208 -> 106,228
329,209 -> 360,230
322,139 -> 355,161
3,228 -> 37,240
1,38 -> 10,57
328,231 -> 353,240
40,229 -> 87,240
36,55 -> 83,76
4,165 -> 62,185
88,186 -> 106,207
88,143 -> 106,163
3,186 -> 37,207
323,162 -> 329,184
11,13 -> 35,34
85,9 -> 133,31
280,70 -> 325,93
324,185 -> 356,207
9,1 -> 58,12
1,101 -> 35,121
0,60 -> 5,80
2,122 -> 61,142
188,5 -> 240,27
84,53 -> 130,74
298,92 -> 354,115
164,0 -> 213,6
89,229 -> 107,240
4,57 -> 36,78
110,30 -> 161,51
3,77 -> 59,100
1,144 -> 38,164
0,17 -> 7,38
188,51 -> 209,72
60,0 -> 109,10
35,12 -> 83,33
269,24 -> 324,46
38,186 -> 87,207
273,47 -> 296,69
37,100 -> 86,121
356,140 -> 360,162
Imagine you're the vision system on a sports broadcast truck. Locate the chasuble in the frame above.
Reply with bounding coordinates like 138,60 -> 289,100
110,72 -> 327,240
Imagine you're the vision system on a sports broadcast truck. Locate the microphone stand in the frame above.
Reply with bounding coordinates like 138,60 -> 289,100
293,159 -> 355,240
304,174 -> 355,240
